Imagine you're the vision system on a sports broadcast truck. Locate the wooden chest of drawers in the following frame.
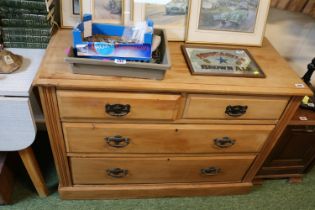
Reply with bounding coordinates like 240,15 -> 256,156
35,30 -> 312,199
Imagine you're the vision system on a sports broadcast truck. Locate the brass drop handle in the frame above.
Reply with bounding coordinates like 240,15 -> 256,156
225,105 -> 248,117
214,137 -> 236,148
201,167 -> 221,176
105,104 -> 130,117
106,168 -> 128,178
106,136 -> 130,148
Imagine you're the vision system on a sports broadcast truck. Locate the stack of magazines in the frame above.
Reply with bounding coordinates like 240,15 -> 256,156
0,0 -> 57,49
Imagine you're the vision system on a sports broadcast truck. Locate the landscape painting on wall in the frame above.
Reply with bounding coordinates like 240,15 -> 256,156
133,0 -> 189,40
145,0 -> 188,26
94,0 -> 123,23
198,0 -> 260,33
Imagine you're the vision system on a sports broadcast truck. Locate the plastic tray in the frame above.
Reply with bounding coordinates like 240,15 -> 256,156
65,29 -> 171,80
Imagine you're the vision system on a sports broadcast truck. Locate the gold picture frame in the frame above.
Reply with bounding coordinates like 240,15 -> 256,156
60,0 -> 81,28
186,0 -> 271,46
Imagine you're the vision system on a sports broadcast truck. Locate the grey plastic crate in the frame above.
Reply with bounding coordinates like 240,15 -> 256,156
65,29 -> 171,80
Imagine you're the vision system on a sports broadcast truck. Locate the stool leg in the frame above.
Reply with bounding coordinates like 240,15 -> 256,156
0,165 -> 14,204
18,147 -> 49,197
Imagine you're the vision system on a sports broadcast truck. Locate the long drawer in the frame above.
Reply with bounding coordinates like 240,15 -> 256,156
57,91 -> 181,120
184,94 -> 289,120
63,123 -> 273,154
70,156 -> 255,184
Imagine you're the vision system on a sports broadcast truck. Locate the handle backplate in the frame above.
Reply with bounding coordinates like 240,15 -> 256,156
106,136 -> 130,148
106,168 -> 128,178
225,105 -> 248,117
105,104 -> 130,117
214,137 -> 236,148
201,167 -> 221,176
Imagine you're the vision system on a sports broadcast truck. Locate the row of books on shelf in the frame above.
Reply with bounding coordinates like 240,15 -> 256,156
0,0 -> 49,11
0,0 -> 56,48
4,42 -> 48,48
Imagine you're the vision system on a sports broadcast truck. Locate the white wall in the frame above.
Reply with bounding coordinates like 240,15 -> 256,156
265,8 -> 315,85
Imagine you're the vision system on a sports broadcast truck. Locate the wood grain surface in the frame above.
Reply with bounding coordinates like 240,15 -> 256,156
70,156 -> 255,184
184,94 -> 289,120
34,29 -> 313,199
57,90 -> 181,120
19,147 -> 49,197
63,123 -> 273,154
59,182 -> 253,199
34,30 -> 311,97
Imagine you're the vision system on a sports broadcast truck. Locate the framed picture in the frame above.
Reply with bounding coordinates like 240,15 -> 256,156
181,45 -> 265,78
92,0 -> 125,24
133,0 -> 189,41
186,0 -> 271,46
73,0 -> 81,15
60,0 -> 81,28
81,0 -> 93,17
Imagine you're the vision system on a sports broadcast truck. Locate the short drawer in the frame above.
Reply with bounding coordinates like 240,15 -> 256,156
63,123 -> 273,154
184,94 -> 289,120
57,91 -> 181,120
70,155 -> 255,184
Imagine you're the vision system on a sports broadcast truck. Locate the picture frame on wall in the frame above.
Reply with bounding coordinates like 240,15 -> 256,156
73,0 -> 81,15
81,0 -> 93,18
186,0 -> 271,46
133,0 -> 189,41
61,0 -> 81,28
92,0 -> 125,24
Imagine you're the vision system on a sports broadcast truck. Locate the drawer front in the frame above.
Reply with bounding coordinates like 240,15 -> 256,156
71,156 -> 255,184
184,95 -> 289,120
64,123 -> 273,154
57,91 -> 181,120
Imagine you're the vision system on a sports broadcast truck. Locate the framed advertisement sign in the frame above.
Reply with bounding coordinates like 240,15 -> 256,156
182,45 -> 265,78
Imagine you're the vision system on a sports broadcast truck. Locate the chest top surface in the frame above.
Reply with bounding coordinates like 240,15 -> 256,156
35,30 -> 311,96
0,48 -> 45,97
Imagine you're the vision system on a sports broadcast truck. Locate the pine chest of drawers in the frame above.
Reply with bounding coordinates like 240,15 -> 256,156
35,30 -> 312,199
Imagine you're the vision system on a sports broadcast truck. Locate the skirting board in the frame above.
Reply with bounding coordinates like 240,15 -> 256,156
59,182 -> 253,200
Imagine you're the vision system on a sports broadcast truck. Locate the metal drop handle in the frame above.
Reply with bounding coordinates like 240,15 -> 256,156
201,167 -> 221,176
225,105 -> 248,117
105,104 -> 130,117
106,136 -> 130,148
214,137 -> 236,148
106,168 -> 128,178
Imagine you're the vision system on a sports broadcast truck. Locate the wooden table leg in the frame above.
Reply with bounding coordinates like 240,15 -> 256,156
18,147 -> 49,197
0,153 -> 14,204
